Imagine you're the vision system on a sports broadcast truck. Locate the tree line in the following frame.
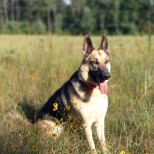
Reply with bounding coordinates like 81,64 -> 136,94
0,0 -> 153,35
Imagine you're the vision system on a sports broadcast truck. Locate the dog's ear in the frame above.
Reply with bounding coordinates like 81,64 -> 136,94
99,35 -> 108,52
82,35 -> 94,56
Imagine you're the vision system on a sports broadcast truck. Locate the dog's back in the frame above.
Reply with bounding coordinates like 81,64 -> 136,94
37,70 -> 93,121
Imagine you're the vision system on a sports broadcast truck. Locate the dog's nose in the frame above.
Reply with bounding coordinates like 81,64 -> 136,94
102,69 -> 111,80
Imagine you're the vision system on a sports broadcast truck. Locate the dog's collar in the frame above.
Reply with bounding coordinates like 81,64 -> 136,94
80,80 -> 97,90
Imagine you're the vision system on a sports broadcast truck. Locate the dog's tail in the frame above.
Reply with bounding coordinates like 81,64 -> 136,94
7,109 -> 32,127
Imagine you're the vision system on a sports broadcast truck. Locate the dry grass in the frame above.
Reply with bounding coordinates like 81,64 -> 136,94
0,35 -> 154,154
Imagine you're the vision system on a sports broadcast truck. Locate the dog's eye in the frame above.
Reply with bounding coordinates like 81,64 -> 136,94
105,59 -> 109,64
90,60 -> 99,70
91,60 -> 99,65
93,61 -> 98,64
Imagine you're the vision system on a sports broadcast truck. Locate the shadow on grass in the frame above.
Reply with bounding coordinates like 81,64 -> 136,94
19,101 -> 39,124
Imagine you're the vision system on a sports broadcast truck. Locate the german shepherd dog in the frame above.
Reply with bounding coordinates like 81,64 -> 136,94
36,35 -> 111,154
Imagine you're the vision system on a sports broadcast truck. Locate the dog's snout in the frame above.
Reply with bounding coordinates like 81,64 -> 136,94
105,73 -> 111,80
102,69 -> 110,80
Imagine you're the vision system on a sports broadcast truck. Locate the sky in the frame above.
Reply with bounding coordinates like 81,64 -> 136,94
63,0 -> 71,5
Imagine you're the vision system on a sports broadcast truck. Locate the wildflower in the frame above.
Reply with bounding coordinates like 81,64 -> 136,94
66,105 -> 70,110
120,151 -> 126,154
51,74 -> 54,78
29,67 -> 34,70
53,103 -> 58,111
70,99 -> 75,103
141,83 -> 145,87
113,83 -> 117,88
112,98 -> 116,104
29,75 -> 36,80
58,76 -> 62,80
51,133 -> 58,138
11,148 -> 16,152
16,148 -> 20,152
23,133 -> 30,144
54,120 -> 60,126
7,149 -> 12,153
42,80 -> 45,84
51,61 -> 57,65
24,133 -> 30,137
68,115 -> 72,119
32,146 -> 38,152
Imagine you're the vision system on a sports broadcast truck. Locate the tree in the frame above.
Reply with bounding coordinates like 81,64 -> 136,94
0,0 -> 152,34
81,6 -> 95,34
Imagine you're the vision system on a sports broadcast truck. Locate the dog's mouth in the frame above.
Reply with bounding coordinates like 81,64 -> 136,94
96,78 -> 108,94
89,69 -> 110,94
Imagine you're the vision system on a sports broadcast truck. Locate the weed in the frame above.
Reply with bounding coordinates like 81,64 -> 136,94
0,35 -> 154,154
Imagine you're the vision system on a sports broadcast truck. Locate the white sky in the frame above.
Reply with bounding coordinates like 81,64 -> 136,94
63,0 -> 71,5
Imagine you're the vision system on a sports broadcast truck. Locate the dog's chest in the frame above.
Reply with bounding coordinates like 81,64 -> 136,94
73,89 -> 108,123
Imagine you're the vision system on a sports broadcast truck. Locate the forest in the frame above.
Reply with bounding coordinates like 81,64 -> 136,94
0,0 -> 153,35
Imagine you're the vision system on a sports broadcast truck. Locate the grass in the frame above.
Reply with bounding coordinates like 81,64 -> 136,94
0,35 -> 154,154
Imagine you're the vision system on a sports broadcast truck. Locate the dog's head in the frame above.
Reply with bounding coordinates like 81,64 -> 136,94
79,35 -> 111,93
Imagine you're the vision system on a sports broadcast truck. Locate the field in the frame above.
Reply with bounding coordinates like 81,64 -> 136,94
0,35 -> 154,154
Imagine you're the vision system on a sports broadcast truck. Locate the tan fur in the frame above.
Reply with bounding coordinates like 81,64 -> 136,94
37,35 -> 111,154
77,49 -> 110,154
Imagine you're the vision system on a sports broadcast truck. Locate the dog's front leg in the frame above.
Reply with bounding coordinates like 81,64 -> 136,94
94,119 -> 108,153
83,124 -> 97,154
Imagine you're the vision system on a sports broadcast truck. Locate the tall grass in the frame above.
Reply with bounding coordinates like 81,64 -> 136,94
0,35 -> 154,154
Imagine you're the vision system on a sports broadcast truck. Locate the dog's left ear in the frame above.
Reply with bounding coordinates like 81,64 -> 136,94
82,35 -> 94,56
99,35 -> 109,52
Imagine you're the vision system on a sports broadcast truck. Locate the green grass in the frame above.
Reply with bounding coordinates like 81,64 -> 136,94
0,35 -> 154,154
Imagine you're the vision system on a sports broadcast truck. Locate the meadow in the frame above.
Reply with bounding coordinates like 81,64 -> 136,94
0,35 -> 154,154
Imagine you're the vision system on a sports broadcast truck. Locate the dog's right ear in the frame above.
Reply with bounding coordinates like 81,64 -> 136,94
82,35 -> 94,56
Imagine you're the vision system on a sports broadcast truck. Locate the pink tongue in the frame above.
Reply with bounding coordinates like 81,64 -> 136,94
98,81 -> 108,94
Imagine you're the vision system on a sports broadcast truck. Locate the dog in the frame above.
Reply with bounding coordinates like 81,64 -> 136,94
36,35 -> 111,154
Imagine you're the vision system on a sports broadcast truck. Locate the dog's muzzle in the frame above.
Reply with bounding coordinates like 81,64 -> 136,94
95,69 -> 110,83
89,68 -> 111,83
101,69 -> 111,80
